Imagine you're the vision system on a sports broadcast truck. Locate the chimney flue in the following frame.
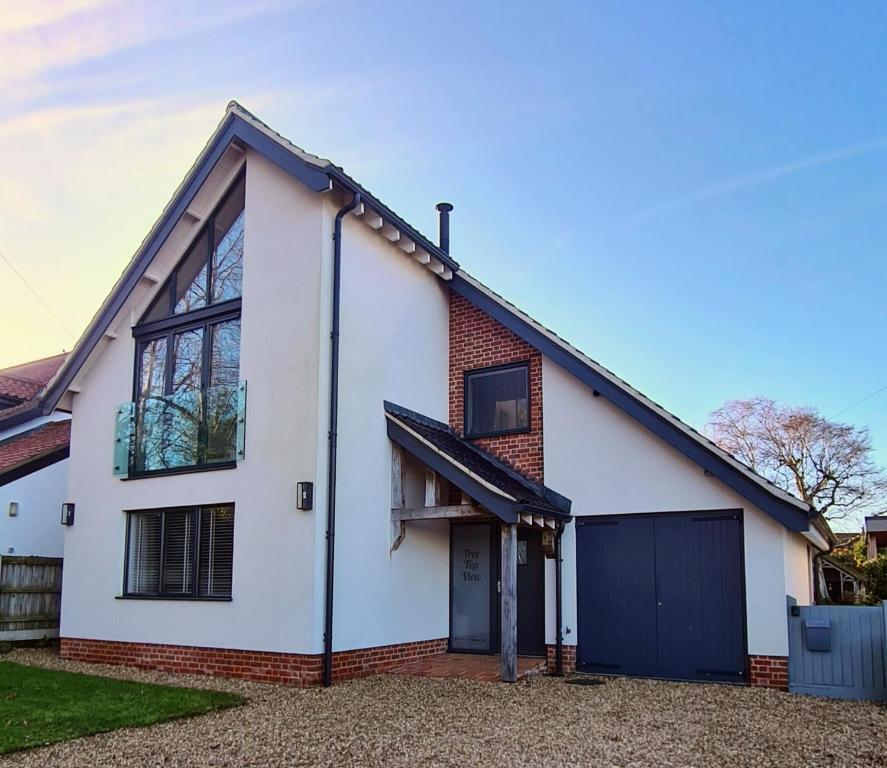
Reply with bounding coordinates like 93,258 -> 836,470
436,202 -> 453,254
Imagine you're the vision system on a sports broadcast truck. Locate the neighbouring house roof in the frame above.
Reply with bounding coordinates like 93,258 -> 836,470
0,419 -> 70,486
38,102 -> 822,538
834,532 -> 860,547
821,554 -> 866,584
0,352 -> 67,405
384,402 -> 571,524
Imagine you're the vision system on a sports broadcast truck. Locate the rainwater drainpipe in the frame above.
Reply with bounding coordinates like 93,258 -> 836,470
323,191 -> 362,688
554,520 -> 565,676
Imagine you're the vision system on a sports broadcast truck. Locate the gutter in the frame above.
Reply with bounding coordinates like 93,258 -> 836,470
322,191 -> 362,687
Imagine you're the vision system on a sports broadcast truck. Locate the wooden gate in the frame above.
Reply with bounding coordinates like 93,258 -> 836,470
787,596 -> 887,701
0,556 -> 63,642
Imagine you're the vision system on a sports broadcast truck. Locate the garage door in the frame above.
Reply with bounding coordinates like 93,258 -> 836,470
576,511 -> 746,683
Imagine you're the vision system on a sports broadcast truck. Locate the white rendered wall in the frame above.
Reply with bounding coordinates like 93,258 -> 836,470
784,530 -> 813,605
0,457 -> 67,557
324,208 -> 451,652
60,150 -> 326,654
542,357 -> 799,657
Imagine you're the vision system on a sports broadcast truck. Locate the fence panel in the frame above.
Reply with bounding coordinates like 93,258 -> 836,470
0,556 -> 63,642
787,596 -> 887,701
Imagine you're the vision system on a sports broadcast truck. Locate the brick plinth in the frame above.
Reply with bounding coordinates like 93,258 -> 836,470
748,655 -> 788,689
449,291 -> 543,482
546,644 -> 577,674
60,637 -> 447,686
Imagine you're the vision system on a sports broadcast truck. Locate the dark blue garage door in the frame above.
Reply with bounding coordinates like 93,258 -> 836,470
576,511 -> 746,683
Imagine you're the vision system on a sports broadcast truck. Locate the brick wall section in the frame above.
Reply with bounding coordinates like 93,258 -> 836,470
449,291 -> 544,483
60,637 -> 447,686
546,644 -> 577,674
748,655 -> 788,690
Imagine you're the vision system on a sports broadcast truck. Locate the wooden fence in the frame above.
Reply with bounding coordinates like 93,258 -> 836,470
0,556 -> 63,642
787,596 -> 887,701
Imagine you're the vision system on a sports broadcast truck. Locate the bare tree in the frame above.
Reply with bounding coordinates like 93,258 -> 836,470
705,397 -> 887,522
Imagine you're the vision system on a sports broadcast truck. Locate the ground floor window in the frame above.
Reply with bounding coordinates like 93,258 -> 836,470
124,504 -> 234,599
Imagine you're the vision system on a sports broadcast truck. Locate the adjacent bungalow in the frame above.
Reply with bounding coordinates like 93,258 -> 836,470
37,103 -> 832,688
0,353 -> 70,559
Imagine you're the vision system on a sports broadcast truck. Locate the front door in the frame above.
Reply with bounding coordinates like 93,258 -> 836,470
450,522 -> 547,657
450,523 -> 497,652
517,528 -> 546,657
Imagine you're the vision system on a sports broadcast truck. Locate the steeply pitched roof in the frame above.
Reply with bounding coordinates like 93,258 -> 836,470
39,102 -> 819,537
449,272 -> 817,533
0,419 -> 70,486
0,353 -> 67,404
385,402 -> 571,523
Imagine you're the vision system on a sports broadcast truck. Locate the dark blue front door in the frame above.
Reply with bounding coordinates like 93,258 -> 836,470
576,511 -> 746,683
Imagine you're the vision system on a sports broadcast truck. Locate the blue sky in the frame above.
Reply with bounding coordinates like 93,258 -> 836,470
1,1 -> 885,471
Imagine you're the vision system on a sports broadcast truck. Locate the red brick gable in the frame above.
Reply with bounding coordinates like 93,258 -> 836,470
449,291 -> 543,483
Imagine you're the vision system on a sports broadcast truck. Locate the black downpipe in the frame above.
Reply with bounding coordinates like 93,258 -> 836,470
554,520 -> 565,676
323,191 -> 362,688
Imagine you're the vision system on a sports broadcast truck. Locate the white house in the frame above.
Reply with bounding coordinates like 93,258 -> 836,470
0,353 -> 70,559
39,103 -> 832,688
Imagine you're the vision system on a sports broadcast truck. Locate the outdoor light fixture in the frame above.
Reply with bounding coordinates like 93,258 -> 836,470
296,482 -> 313,511
7,501 -> 18,517
60,502 -> 75,526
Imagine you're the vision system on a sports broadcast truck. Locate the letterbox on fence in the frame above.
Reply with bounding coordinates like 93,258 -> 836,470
804,618 -> 831,652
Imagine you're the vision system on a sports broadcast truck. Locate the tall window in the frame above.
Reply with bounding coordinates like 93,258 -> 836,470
124,505 -> 235,599
132,174 -> 244,474
464,363 -> 530,438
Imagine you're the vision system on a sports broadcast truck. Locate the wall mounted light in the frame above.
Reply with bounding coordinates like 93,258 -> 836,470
61,502 -> 75,526
296,482 -> 313,511
7,501 -> 18,517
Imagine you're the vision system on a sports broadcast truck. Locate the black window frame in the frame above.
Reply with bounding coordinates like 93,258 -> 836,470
463,361 -> 531,440
141,169 -> 246,323
121,504 -> 235,601
128,172 -> 245,478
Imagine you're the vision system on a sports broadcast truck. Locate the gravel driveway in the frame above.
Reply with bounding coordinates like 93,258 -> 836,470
2,649 -> 886,767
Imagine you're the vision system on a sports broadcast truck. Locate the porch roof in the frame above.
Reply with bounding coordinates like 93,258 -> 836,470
384,401 -> 571,524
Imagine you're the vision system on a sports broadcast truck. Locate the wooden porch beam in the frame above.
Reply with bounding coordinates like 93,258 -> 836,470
425,467 -> 444,507
500,522 -> 518,682
390,445 -> 406,552
393,504 -> 487,522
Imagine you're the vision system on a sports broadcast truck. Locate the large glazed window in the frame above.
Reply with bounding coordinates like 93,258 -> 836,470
464,363 -> 530,439
124,505 -> 235,599
142,174 -> 244,322
134,317 -> 240,472
128,173 -> 245,476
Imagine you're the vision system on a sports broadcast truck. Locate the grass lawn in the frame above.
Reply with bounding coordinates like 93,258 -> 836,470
0,660 -> 244,754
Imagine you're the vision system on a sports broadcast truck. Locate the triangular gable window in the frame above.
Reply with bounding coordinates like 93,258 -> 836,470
142,172 -> 245,323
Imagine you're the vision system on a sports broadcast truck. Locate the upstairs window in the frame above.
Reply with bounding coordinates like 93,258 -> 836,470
465,363 -> 530,438
123,173 -> 246,476
124,505 -> 235,599
134,318 -> 241,472
143,173 -> 245,322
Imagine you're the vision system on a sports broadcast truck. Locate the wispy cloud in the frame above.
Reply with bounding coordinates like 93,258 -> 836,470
0,0 -> 289,94
628,135 -> 887,222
